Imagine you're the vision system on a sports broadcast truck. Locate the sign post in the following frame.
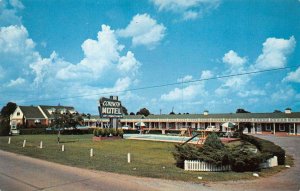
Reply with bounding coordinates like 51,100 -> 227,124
98,96 -> 123,129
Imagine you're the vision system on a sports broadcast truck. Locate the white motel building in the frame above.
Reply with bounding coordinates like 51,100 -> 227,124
84,108 -> 300,136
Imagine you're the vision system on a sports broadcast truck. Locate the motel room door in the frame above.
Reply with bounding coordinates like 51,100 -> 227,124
289,124 -> 295,135
297,124 -> 300,135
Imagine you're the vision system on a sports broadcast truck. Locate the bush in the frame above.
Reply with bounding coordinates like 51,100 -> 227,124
103,128 -> 110,137
148,130 -> 162,134
123,129 -> 140,134
110,128 -> 118,136
20,128 -> 47,135
93,128 -> 99,137
173,133 -> 230,168
229,143 -> 262,172
240,134 -> 285,165
173,144 -> 200,168
117,128 -> 124,137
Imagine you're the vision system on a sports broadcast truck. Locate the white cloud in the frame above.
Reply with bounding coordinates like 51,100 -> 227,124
151,0 -> 220,20
200,70 -> 213,79
283,67 -> 300,83
255,36 -> 296,70
161,84 -> 203,101
177,75 -> 193,82
0,0 -> 22,26
0,22 -> 141,112
9,0 -> 24,9
183,11 -> 198,20
217,50 -> 250,94
237,89 -> 265,98
7,77 -> 25,87
117,14 -> 166,49
222,50 -> 247,67
56,25 -> 139,81
117,51 -> 140,74
271,86 -> 296,101
0,25 -> 35,54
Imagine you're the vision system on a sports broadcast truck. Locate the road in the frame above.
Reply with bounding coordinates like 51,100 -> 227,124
0,135 -> 299,191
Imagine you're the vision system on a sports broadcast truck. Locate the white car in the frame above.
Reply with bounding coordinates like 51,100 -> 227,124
121,125 -> 130,130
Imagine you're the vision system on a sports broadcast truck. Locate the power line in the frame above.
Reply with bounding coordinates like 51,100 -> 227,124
10,65 -> 300,104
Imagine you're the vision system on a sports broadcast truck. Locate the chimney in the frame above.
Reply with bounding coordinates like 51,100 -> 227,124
203,110 -> 209,115
285,108 -> 292,114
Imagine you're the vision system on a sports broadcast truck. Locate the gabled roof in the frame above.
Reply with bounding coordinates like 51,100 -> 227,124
39,105 -> 75,118
19,106 -> 45,119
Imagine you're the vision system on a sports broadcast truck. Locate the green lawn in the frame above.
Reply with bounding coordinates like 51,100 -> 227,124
0,134 -> 293,182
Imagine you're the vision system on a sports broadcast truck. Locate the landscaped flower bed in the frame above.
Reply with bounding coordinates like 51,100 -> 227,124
93,128 -> 124,140
173,133 -> 286,172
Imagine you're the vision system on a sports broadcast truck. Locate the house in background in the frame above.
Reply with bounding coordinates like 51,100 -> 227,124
10,105 -> 76,133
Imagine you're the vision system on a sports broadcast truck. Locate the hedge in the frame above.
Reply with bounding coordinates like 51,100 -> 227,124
240,134 -> 285,165
20,128 -> 47,135
20,128 -> 94,135
123,129 -> 140,134
147,130 -> 162,134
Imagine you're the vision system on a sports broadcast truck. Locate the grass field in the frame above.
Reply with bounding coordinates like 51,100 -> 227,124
0,134 -> 293,182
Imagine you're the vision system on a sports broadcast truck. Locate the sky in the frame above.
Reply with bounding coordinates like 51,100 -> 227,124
0,0 -> 300,115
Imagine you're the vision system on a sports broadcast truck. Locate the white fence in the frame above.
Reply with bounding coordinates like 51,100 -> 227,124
260,156 -> 278,168
185,156 -> 278,172
184,160 -> 231,172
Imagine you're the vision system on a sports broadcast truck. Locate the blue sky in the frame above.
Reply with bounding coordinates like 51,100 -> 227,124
0,0 -> 300,115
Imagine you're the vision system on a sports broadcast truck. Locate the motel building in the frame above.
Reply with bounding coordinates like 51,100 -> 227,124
84,108 -> 300,136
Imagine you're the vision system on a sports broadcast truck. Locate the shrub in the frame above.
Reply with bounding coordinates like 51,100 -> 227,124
117,128 -> 124,137
98,128 -> 104,137
240,134 -> 285,165
20,128 -> 47,135
93,128 -> 99,137
123,129 -> 140,134
173,133 -> 230,168
148,130 -> 162,134
110,128 -> 118,136
173,144 -> 200,168
229,143 -> 262,172
103,128 -> 110,137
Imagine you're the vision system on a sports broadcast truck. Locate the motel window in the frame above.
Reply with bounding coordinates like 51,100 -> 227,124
265,124 -> 271,131
17,112 -> 20,116
279,124 -> 285,131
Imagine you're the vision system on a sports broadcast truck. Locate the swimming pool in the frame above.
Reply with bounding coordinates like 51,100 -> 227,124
123,134 -> 201,144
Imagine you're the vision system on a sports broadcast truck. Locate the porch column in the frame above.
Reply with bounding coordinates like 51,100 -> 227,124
133,122 -> 135,129
101,121 -> 103,128
294,123 -> 296,135
273,123 -> 276,135
166,122 -> 169,129
252,123 -> 255,134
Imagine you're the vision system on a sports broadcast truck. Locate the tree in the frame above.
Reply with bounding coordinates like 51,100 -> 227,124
51,109 -> 83,143
273,110 -> 282,113
121,106 -> 128,115
0,102 -> 17,136
236,108 -> 250,113
1,102 -> 17,117
136,108 -> 150,116
129,112 -> 135,115
169,111 -> 175,115
0,118 -> 10,136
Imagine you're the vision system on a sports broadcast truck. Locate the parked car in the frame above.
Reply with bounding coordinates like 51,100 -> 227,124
121,125 -> 130,130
